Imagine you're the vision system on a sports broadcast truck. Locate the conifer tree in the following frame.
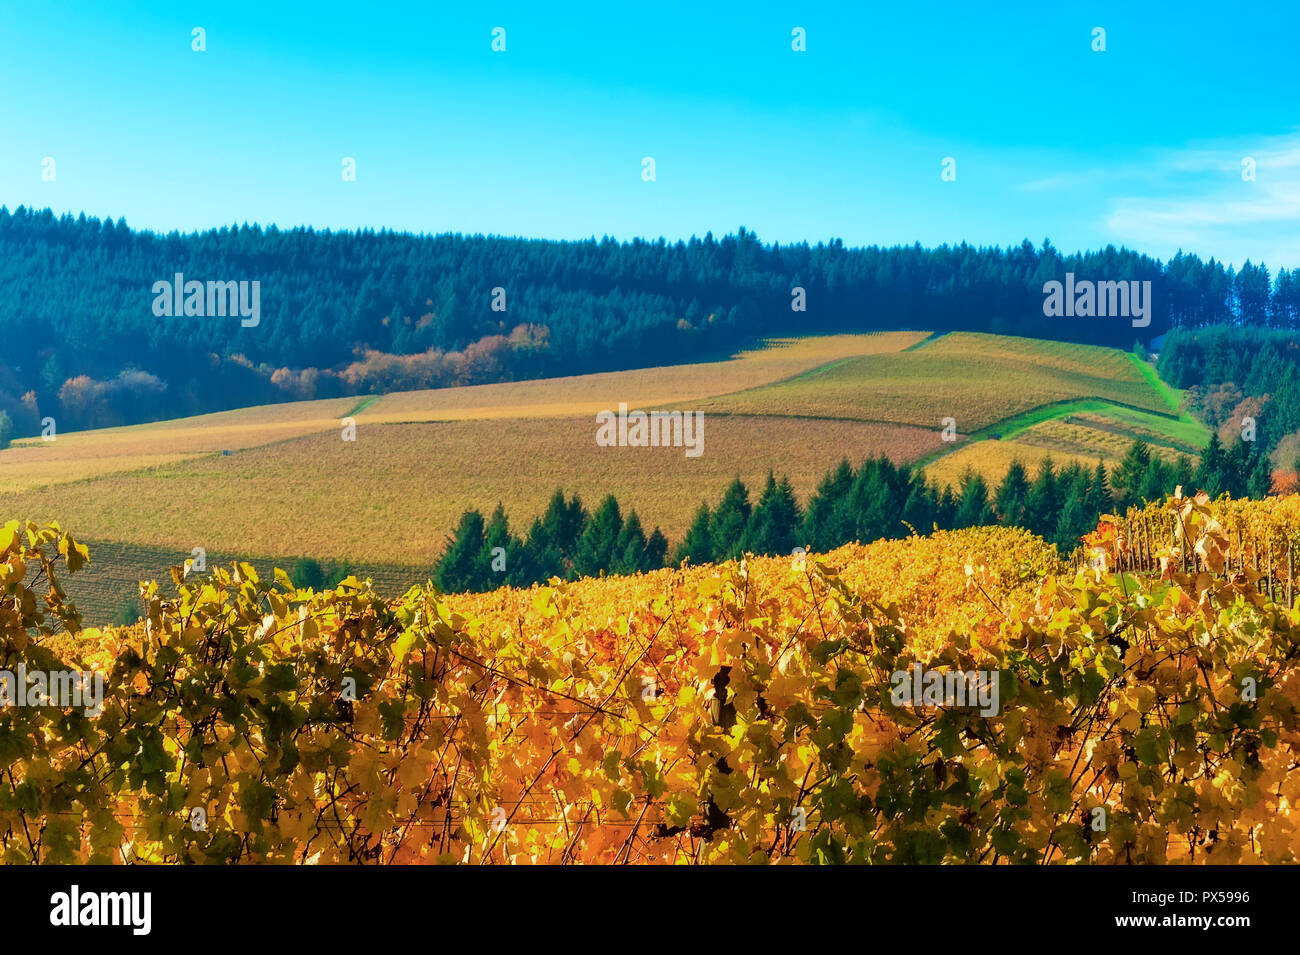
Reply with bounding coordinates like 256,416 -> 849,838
436,510 -> 487,593
936,484 -> 959,530
1053,480 -> 1090,551
613,510 -> 649,575
955,470 -> 993,527
644,527 -> 669,569
743,472 -> 801,556
1085,461 -> 1112,517
1111,440 -> 1152,510
1195,433 -> 1227,497
523,516 -> 565,583
539,489 -> 586,560
1024,457 -> 1060,535
290,557 -> 326,590
673,502 -> 714,566
994,459 -> 1031,526
575,495 -> 623,577
1137,457 -> 1173,505
481,502 -> 528,587
1247,451 -> 1274,499
802,459 -> 855,551
1223,439 -> 1251,498
901,479 -> 938,534
710,478 -> 752,560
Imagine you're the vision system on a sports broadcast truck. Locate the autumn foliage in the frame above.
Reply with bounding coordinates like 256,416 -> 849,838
3,499 -> 1300,864
1271,469 -> 1300,497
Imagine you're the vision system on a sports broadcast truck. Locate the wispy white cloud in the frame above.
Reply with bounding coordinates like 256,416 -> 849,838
1107,147 -> 1300,267
1018,130 -> 1300,267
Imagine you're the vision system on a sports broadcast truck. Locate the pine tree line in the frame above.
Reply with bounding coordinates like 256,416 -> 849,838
432,437 -> 1274,593
4,204 -> 1299,435
435,496 -> 669,593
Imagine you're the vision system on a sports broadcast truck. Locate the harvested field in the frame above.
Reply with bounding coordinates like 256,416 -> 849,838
3,415 -> 943,565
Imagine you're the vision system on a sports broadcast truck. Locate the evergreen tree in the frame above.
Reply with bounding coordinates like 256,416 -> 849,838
613,510 -> 649,575
110,595 -> 143,626
323,558 -> 360,588
1137,456 -> 1173,505
539,489 -> 586,560
954,469 -> 993,527
644,527 -> 669,569
1195,433 -> 1227,497
1024,457 -> 1059,535
1247,451 -> 1274,499
936,484 -> 959,530
673,502 -> 714,566
481,502 -> 527,587
0,211 -> 1288,437
802,460 -> 854,551
901,479 -> 939,534
1223,439 -> 1251,498
994,459 -> 1031,526
710,478 -> 752,559
1084,461 -> 1112,518
842,458 -> 891,541
522,516 -> 565,583
575,495 -> 623,577
290,557 -> 326,590
743,472 -> 801,556
436,510 -> 487,593
1053,478 -> 1091,551
1111,440 -> 1152,510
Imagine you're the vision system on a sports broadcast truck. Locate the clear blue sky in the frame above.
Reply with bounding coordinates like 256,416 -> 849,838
3,1 -> 1297,267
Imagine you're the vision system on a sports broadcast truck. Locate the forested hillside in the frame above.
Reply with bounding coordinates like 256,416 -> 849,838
1157,326 -> 1300,463
3,204 -> 1294,437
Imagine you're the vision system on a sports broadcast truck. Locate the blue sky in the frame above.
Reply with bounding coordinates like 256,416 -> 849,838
2,1 -> 1298,267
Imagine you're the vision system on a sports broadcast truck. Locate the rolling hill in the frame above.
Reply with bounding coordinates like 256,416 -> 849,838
0,330 -> 1202,620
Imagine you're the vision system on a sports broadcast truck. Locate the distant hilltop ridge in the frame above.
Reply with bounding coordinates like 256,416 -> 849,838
1,205 -> 1291,436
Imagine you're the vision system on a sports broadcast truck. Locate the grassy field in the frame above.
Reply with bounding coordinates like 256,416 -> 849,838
356,331 -> 926,424
695,332 -> 1171,431
918,351 -> 1207,488
0,396 -> 360,493
923,407 -> 1198,489
923,428 -> 1190,490
1,333 -> 921,495
6,415 -> 943,565
0,329 -> 1205,620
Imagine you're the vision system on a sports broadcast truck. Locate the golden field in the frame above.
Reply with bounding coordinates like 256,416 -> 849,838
5,415 -> 944,565
0,396 -> 360,493
360,331 -> 927,424
0,330 -> 1207,621
0,333 -> 920,495
1013,417 -> 1190,461
699,332 -> 1170,430
923,422 -> 1190,489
